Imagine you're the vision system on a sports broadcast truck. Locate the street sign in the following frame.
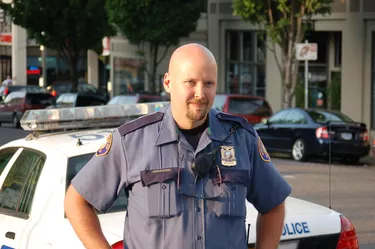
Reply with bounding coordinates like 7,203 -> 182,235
295,43 -> 318,61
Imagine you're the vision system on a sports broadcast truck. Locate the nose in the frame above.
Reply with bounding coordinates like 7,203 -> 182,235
194,83 -> 205,98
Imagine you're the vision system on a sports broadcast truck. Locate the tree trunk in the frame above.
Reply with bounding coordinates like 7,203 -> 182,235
69,53 -> 79,93
149,44 -> 159,94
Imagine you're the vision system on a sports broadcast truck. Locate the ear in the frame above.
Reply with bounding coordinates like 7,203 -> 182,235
163,73 -> 171,93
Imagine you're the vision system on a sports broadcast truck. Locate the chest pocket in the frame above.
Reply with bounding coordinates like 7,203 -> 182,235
140,167 -> 183,218
208,169 -> 249,217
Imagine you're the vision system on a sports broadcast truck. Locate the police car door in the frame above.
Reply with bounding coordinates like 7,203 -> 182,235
0,147 -> 46,249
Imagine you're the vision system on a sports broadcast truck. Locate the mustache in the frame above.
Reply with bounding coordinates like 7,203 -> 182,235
188,100 -> 208,104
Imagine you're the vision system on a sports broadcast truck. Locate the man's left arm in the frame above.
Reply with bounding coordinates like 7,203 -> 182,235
246,133 -> 292,248
256,201 -> 285,249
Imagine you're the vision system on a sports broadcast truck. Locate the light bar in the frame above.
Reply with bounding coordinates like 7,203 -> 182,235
20,101 -> 170,131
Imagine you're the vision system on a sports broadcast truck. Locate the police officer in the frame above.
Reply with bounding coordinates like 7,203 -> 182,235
64,43 -> 292,249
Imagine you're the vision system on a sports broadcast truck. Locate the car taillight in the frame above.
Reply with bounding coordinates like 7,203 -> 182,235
316,126 -> 330,139
336,215 -> 359,249
4,87 -> 9,95
51,89 -> 57,97
111,241 -> 123,249
361,129 -> 369,141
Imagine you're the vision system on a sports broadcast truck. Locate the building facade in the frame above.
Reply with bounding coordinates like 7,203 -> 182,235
108,0 -> 375,137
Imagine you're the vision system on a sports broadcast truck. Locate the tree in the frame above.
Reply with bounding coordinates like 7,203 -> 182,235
233,0 -> 332,108
106,0 -> 205,93
2,0 -> 115,91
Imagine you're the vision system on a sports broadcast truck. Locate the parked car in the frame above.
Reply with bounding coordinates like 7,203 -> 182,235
47,81 -> 109,101
254,108 -> 370,163
107,94 -> 167,105
0,103 -> 359,249
0,91 -> 54,128
48,92 -> 107,109
0,85 -> 47,101
212,94 -> 273,124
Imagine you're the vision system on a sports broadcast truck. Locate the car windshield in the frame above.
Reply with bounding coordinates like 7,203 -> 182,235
306,110 -> 354,124
228,98 -> 271,116
67,153 -> 127,213
108,96 -> 138,105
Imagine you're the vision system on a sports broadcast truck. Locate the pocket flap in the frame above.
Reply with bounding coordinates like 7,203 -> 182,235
140,167 -> 179,187
211,169 -> 249,187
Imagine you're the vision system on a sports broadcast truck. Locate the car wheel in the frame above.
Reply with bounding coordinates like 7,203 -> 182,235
292,139 -> 306,161
12,114 -> 20,128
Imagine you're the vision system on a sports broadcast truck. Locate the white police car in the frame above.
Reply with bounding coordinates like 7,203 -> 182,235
0,102 -> 358,249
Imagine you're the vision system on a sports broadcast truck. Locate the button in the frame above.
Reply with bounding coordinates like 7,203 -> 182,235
196,207 -> 201,212
161,185 -> 167,189
196,236 -> 202,240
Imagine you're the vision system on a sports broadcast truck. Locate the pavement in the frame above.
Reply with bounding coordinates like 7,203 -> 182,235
360,155 -> 375,165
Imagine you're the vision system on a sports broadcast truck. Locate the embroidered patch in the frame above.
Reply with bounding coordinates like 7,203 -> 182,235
220,146 -> 237,166
258,137 -> 270,162
96,134 -> 113,157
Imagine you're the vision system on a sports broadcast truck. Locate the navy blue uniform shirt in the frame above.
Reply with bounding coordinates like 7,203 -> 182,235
72,104 -> 292,249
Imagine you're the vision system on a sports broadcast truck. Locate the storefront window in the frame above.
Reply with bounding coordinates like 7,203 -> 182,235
113,57 -> 145,96
226,31 -> 266,96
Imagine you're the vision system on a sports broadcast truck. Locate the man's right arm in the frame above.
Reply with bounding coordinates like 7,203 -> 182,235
64,185 -> 112,249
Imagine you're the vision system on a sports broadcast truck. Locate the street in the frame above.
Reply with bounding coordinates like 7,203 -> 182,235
0,126 -> 374,248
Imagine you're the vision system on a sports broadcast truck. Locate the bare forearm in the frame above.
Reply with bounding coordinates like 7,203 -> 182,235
255,202 -> 285,249
65,185 -> 112,249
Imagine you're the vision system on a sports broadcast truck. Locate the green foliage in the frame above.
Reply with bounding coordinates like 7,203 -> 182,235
106,0 -> 204,93
106,0 -> 203,46
233,0 -> 332,48
3,0 -> 115,90
328,71 -> 341,111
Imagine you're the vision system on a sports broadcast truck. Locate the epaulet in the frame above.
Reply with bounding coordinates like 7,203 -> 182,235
216,112 -> 256,136
118,112 -> 164,136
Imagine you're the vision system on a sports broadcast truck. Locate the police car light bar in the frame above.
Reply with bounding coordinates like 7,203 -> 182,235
20,101 -> 170,131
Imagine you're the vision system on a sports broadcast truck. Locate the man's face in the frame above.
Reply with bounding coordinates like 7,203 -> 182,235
164,54 -> 217,124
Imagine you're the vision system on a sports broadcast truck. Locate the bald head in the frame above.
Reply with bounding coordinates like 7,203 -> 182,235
163,43 -> 218,129
168,43 -> 217,73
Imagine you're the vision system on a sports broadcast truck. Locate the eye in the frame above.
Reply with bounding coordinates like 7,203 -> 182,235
205,81 -> 214,86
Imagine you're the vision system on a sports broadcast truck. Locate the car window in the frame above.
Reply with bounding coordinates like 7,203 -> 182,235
0,149 -> 46,218
306,110 -> 354,124
285,110 -> 308,124
269,110 -> 290,124
78,84 -> 97,94
109,96 -> 138,105
212,95 -> 227,111
25,93 -> 53,105
0,148 -> 19,176
4,92 -> 25,105
228,98 -> 272,116
66,153 -> 127,213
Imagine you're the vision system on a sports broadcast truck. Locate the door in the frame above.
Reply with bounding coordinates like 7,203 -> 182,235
0,93 -> 24,123
276,110 -> 308,151
0,148 -> 46,249
262,110 -> 291,150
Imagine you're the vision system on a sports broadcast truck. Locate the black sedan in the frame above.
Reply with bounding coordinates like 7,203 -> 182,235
254,108 -> 370,163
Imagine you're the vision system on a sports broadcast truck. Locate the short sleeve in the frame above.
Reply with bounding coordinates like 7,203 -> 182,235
71,128 -> 127,213
246,134 -> 292,214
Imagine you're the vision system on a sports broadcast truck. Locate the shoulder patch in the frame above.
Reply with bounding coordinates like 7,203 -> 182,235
258,137 -> 271,162
118,112 -> 164,136
216,112 -> 255,136
96,133 -> 113,157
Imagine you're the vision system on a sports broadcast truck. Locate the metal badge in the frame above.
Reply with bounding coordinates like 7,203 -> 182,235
220,146 -> 237,166
258,137 -> 271,162
96,133 -> 113,157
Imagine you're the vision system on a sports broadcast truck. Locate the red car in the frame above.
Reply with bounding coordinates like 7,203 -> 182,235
212,94 -> 273,124
0,91 -> 54,128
